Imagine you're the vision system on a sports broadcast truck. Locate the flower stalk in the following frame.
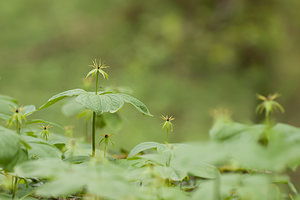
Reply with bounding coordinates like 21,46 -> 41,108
86,59 -> 109,157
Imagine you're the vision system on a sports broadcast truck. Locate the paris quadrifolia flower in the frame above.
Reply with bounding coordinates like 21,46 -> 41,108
99,134 -> 114,158
256,93 -> 284,118
161,115 -> 175,143
86,59 -> 109,80
40,125 -> 51,140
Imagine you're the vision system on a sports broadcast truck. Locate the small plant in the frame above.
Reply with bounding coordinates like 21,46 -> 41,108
256,93 -> 284,124
86,59 -> 110,157
40,125 -> 51,140
161,115 -> 175,143
99,134 -> 114,158
38,59 -> 152,157
8,107 -> 25,134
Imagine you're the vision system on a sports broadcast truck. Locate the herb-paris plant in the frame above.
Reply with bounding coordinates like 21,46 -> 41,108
38,59 -> 152,157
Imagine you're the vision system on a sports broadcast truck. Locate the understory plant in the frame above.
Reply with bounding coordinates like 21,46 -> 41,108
38,59 -> 152,157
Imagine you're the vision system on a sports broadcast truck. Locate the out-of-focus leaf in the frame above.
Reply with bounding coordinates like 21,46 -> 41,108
0,95 -> 18,104
0,126 -> 28,171
26,119 -> 63,129
15,158 -> 68,179
0,113 -> 10,121
128,142 -> 166,158
61,99 -> 85,117
22,105 -> 36,116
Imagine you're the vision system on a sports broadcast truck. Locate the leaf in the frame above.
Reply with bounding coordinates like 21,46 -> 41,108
97,113 -> 123,131
154,166 -> 186,181
15,158 -> 68,178
0,113 -> 10,121
128,142 -> 165,158
0,99 -> 17,115
0,126 -> 28,171
22,105 -> 36,116
21,136 -> 62,159
86,68 -> 97,78
26,119 -> 63,129
61,99 -> 85,117
39,89 -> 86,110
0,95 -> 18,104
119,93 -> 152,116
76,93 -> 124,114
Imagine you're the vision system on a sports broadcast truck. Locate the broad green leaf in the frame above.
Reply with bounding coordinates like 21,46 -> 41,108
15,158 -> 68,178
154,166 -> 186,181
0,95 -> 18,104
192,174 -> 278,200
22,105 -> 36,116
0,99 -> 17,115
97,113 -> 123,131
28,142 -> 61,159
21,136 -> 61,159
0,126 -> 28,171
119,93 -> 152,116
26,119 -> 63,129
0,113 -> 10,121
61,99 -> 85,117
128,142 -> 166,158
39,89 -> 86,110
76,93 -> 124,114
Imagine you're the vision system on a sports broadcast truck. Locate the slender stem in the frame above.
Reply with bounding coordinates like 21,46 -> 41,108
95,71 -> 99,95
91,71 -> 99,157
12,176 -> 18,200
265,112 -> 270,125
85,120 -> 88,142
167,130 -> 169,143
104,143 -> 107,158
213,170 -> 221,200
92,112 -> 96,157
16,120 -> 20,134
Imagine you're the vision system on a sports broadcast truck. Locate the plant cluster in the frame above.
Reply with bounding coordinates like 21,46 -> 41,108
0,61 -> 299,200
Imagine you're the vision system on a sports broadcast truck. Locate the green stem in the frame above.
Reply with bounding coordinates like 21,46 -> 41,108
95,71 -> 99,95
85,120 -> 88,142
91,71 -> 99,157
166,130 -> 169,143
104,143 -> 107,158
16,120 -> 20,135
92,112 -> 96,157
265,112 -> 270,125
213,170 -> 221,200
12,176 -> 18,200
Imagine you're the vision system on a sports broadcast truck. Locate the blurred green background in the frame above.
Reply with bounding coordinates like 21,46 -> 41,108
1,0 -> 300,150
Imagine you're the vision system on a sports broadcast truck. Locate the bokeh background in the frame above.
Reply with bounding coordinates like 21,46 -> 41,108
1,0 -> 300,150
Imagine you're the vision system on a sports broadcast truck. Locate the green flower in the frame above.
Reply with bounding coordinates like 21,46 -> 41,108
99,134 -> 114,158
86,59 -> 109,80
256,93 -> 284,117
256,93 -> 284,126
161,115 -> 175,143
40,125 -> 51,140
8,107 -> 26,128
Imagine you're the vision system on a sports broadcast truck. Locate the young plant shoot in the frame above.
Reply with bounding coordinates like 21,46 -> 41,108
8,107 -> 25,134
256,93 -> 284,124
40,125 -> 51,140
99,134 -> 114,158
161,115 -> 175,143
